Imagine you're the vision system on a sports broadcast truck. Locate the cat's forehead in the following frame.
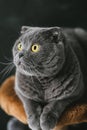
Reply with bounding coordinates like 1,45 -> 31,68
21,26 -> 61,34
19,26 -> 63,42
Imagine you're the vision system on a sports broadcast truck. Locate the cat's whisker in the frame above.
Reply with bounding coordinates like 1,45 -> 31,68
0,63 -> 14,74
4,56 -> 13,62
0,62 -> 15,82
0,61 -> 13,65
1,65 -> 14,81
2,65 -> 13,76
0,55 -> 14,75
0,65 -> 11,74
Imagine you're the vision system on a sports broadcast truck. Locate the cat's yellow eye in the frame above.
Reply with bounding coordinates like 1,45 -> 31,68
31,44 -> 40,53
17,43 -> 23,51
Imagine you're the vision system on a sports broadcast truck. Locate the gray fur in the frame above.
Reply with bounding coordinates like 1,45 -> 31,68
13,26 -> 84,130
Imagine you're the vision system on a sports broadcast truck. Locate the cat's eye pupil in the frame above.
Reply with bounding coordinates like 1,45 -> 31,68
31,44 -> 39,52
20,45 -> 22,48
34,46 -> 37,50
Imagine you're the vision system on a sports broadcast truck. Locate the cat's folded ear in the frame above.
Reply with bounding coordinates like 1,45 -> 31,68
50,27 -> 64,43
20,26 -> 29,34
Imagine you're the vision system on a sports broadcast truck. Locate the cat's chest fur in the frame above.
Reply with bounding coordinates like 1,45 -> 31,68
15,73 -> 44,102
15,50 -> 83,103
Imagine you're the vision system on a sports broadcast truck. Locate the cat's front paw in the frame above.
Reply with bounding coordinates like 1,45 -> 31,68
40,112 -> 58,130
27,115 -> 41,130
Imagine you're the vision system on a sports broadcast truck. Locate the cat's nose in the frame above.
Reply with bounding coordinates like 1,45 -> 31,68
19,52 -> 24,58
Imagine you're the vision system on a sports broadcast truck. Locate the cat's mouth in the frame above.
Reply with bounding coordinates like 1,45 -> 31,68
17,61 -> 21,66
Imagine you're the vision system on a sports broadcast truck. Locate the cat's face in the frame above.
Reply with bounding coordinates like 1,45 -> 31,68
13,26 -> 65,77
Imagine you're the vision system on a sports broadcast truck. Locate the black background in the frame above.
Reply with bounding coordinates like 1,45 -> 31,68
0,0 -> 87,130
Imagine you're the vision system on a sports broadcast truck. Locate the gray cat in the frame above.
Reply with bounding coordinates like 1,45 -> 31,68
12,26 -> 85,130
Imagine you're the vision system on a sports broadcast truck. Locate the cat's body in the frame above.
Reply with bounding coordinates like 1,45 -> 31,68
15,44 -> 83,103
11,27 -> 87,130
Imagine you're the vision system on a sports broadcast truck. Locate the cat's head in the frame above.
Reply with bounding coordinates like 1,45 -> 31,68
13,26 -> 66,77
